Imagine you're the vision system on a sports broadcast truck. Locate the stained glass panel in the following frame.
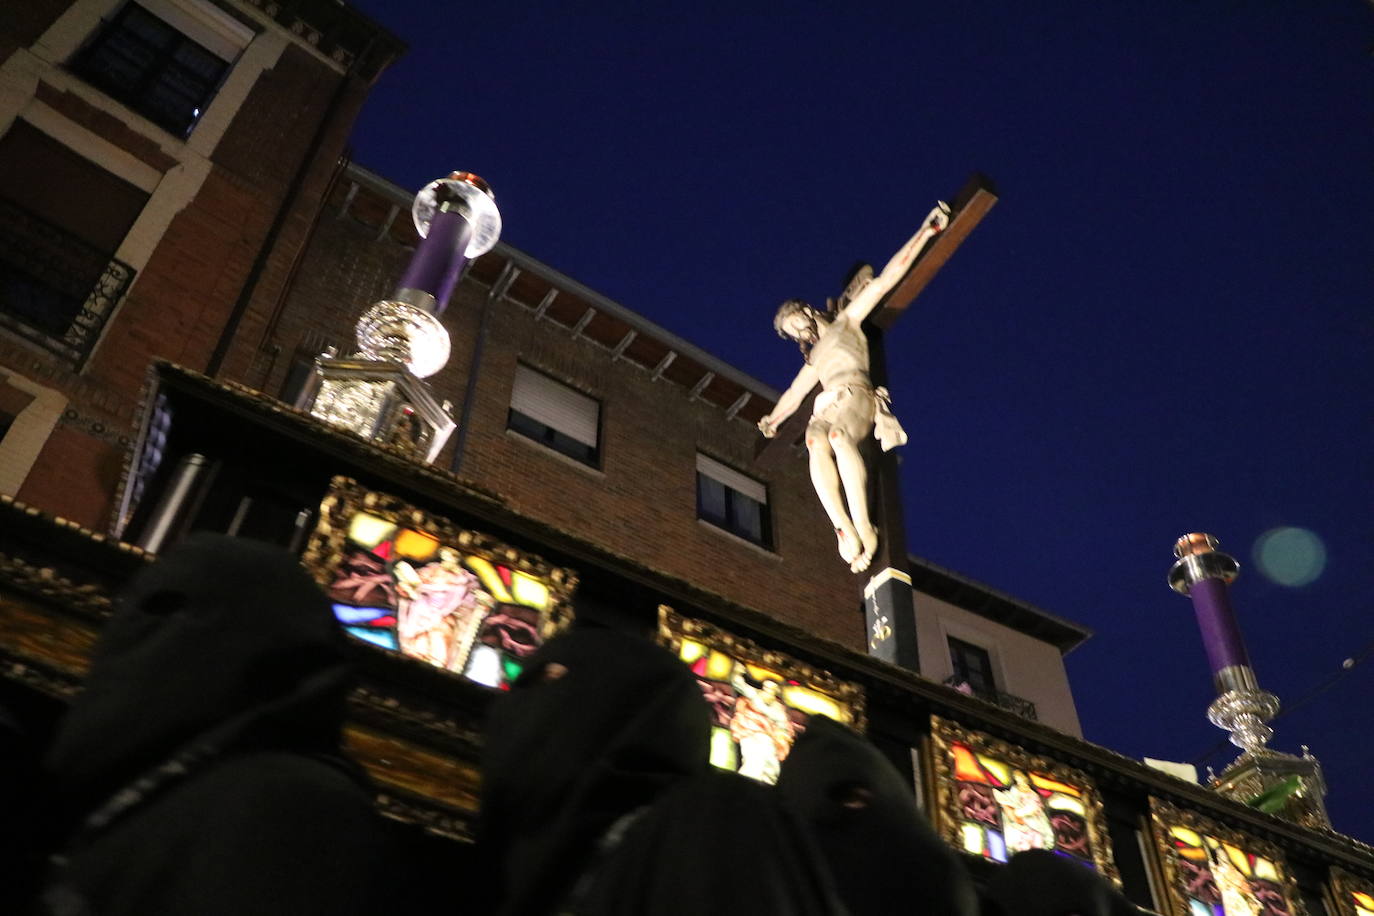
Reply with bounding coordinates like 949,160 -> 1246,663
302,478 -> 575,689
931,716 -> 1119,882
1328,868 -> 1374,916
657,607 -> 865,784
1150,799 -> 1303,916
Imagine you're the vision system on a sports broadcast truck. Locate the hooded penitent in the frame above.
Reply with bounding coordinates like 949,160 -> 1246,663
776,715 -> 979,916
40,534 -> 388,916
984,849 -> 1140,916
480,626 -> 713,915
479,627 -> 848,916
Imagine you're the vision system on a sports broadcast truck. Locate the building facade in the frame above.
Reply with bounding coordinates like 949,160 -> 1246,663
0,0 -> 402,528
2,4 -> 1372,915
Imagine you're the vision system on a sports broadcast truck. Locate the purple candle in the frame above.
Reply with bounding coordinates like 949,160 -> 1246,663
396,208 -> 473,314
1187,577 -> 1252,674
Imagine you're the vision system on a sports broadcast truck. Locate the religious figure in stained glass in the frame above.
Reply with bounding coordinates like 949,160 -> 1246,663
994,771 -> 1059,853
302,477 -> 575,690
394,548 -> 489,668
729,662 -> 797,783
1150,799 -> 1302,916
930,717 -> 1119,880
657,607 -> 865,784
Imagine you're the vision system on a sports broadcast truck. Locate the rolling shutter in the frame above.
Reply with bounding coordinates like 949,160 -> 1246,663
696,453 -> 766,504
510,365 -> 599,447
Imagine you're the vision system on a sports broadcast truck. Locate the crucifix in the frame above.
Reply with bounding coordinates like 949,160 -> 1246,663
754,174 -> 998,671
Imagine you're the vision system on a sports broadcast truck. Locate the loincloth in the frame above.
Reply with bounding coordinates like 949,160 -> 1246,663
811,384 -> 908,452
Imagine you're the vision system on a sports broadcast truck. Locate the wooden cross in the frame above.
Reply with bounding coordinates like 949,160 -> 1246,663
753,173 -> 998,670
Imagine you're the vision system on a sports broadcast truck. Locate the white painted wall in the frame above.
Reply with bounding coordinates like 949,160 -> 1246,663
0,372 -> 67,496
915,592 -> 1083,737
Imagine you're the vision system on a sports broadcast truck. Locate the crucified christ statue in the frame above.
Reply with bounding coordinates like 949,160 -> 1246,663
758,202 -> 951,573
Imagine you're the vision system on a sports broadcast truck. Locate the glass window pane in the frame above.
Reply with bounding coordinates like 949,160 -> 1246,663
730,493 -> 763,543
697,474 -> 726,523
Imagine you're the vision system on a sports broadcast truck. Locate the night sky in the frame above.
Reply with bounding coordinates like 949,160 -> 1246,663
343,1 -> 1374,841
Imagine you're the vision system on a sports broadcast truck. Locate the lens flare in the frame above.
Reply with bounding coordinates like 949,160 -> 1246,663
1253,527 -> 1326,587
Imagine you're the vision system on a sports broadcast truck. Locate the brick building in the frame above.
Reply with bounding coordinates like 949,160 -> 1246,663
2,3 -> 1373,913
0,0 -> 403,529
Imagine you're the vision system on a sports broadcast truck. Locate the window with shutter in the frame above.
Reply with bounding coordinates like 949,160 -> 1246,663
696,453 -> 771,548
507,364 -> 601,467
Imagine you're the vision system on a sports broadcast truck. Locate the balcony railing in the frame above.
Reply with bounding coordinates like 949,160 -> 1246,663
0,198 -> 135,368
943,675 -> 1039,721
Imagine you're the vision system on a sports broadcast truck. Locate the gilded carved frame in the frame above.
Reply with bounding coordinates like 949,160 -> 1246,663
1148,797 -> 1306,916
656,605 -> 867,732
1328,868 -> 1374,916
300,476 -> 577,671
929,715 -> 1121,883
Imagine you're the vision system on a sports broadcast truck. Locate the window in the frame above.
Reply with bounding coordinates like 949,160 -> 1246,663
507,364 -> 600,467
0,121 -> 146,365
696,454 -> 770,548
70,2 -> 230,137
948,636 -> 996,695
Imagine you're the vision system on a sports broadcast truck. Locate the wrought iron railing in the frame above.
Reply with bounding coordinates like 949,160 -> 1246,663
943,675 -> 1039,721
0,197 -> 135,367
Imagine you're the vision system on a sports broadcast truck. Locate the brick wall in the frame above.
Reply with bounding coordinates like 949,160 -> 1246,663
3,40 -> 380,529
457,299 -> 865,650
16,424 -> 122,529
255,187 -> 415,398
210,53 -> 376,388
270,179 -> 867,650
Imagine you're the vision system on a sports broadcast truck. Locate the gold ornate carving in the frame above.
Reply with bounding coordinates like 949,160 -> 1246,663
344,723 -> 480,815
1148,797 -> 1306,916
1329,867 -> 1374,916
657,605 -> 865,782
929,715 -> 1120,884
300,477 -> 576,683
657,605 -> 866,731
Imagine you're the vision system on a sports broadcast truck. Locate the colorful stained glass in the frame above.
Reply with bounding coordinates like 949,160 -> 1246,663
1153,801 -> 1298,916
948,740 -> 1092,863
658,607 -> 865,785
932,718 -> 1117,882
304,480 -> 575,690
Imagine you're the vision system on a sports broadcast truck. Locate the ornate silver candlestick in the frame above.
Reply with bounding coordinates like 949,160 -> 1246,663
299,172 -> 500,463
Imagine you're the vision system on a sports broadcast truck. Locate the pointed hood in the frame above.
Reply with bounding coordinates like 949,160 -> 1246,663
479,626 -> 711,915
45,534 -> 354,821
777,715 -> 978,916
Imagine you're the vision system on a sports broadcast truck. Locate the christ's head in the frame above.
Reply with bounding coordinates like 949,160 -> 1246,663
774,299 -> 820,344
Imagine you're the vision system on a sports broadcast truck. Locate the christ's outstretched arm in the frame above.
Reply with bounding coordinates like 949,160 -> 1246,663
844,202 -> 950,325
758,361 -> 819,437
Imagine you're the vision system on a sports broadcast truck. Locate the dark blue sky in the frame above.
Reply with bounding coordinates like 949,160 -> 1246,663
345,1 -> 1374,841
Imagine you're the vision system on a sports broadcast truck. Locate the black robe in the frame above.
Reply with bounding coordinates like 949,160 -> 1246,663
38,534 -> 390,916
776,715 -> 979,916
480,626 -> 847,916
984,849 -> 1141,916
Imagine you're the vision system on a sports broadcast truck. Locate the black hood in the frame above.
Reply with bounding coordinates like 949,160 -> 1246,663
480,626 -> 711,915
45,534 -> 354,820
777,715 -> 978,916
985,849 -> 1139,916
